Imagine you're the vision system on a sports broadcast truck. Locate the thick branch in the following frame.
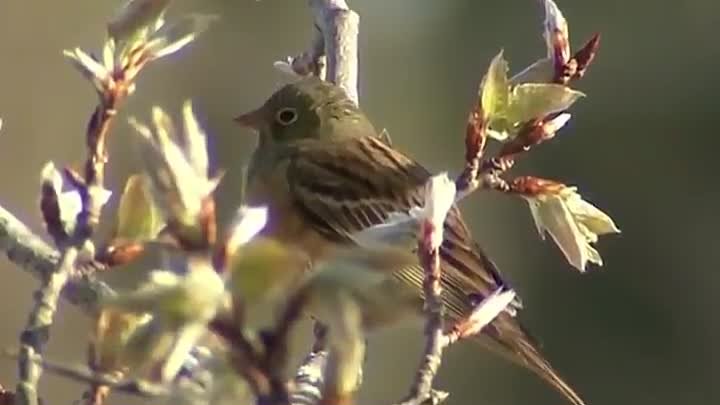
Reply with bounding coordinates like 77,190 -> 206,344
309,0 -> 360,104
284,2 -> 360,404
284,1 -> 359,105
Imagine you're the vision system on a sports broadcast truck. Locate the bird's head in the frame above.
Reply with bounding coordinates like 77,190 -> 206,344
235,77 -> 373,145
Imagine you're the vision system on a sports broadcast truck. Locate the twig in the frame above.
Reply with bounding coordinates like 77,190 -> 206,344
17,353 -> 169,399
15,247 -> 77,405
283,1 -> 359,105
281,2 -> 360,404
397,246 -> 446,405
395,105 -> 518,405
0,206 -> 114,311
309,0 -> 360,104
14,42 -> 130,405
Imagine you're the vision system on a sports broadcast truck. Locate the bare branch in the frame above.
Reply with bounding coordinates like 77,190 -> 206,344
281,2 -> 361,404
0,207 -> 114,311
309,0 -> 360,104
282,1 -> 359,104
15,248 -> 77,405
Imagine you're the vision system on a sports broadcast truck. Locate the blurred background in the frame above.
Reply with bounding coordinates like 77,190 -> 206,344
0,1 -> 718,404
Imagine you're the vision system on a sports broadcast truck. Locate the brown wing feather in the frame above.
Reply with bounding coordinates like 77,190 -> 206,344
286,135 -> 508,309
285,135 -> 585,405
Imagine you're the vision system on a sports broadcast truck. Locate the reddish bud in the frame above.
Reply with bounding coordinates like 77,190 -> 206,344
510,176 -> 565,197
498,120 -> 544,157
96,240 -> 145,266
572,33 -> 601,79
464,109 -> 487,163
40,166 -> 68,245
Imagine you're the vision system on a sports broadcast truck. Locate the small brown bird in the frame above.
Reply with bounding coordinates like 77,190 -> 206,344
235,77 -> 585,405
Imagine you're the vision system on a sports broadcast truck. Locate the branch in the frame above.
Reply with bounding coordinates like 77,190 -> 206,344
309,0 -> 360,104
0,207 -> 114,310
15,248 -> 76,405
279,2 -> 361,404
281,0 -> 360,105
1,201 -> 114,405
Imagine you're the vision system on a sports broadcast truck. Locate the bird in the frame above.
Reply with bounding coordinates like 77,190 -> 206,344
234,76 -> 585,405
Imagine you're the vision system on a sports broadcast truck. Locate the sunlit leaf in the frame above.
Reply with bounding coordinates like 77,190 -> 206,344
224,206 -> 268,256
505,84 -> 584,126
115,174 -> 164,241
227,238 -> 307,305
510,58 -> 554,84
521,181 -> 620,272
542,0 -> 570,61
179,100 -> 209,177
145,14 -> 217,60
102,38 -> 116,71
480,51 -> 510,120
418,173 -> 456,250
93,309 -> 151,373
63,48 -> 111,94
130,103 -> 218,243
102,266 -> 225,325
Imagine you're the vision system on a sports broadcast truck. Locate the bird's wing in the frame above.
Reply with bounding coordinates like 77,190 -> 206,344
285,136 -> 587,405
285,135 -> 512,319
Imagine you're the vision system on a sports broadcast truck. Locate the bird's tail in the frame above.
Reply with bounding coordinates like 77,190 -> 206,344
472,316 -> 586,405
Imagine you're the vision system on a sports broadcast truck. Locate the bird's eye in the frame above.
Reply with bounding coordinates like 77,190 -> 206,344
275,107 -> 298,126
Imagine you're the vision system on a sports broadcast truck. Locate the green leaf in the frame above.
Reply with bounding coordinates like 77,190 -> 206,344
505,83 -> 584,125
510,58 -> 554,85
480,50 -> 510,120
227,238 -> 308,305
525,185 -> 619,272
63,48 -> 111,94
115,174 -> 163,241
145,14 -> 217,60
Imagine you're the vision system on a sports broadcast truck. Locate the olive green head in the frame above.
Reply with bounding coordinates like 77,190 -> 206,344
235,77 -> 374,144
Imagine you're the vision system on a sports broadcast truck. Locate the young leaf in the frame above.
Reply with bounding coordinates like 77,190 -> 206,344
130,103 -> 218,246
227,238 -> 308,305
517,178 -> 620,272
92,309 -> 151,373
510,58 -> 554,84
542,0 -> 570,62
115,174 -> 164,241
63,48 -> 112,94
480,51 -> 510,120
224,205 -> 268,256
505,83 -> 584,126
418,173 -> 456,250
145,14 -> 217,60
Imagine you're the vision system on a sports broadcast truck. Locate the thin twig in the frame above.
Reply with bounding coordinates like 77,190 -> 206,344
0,206 -> 114,311
15,247 -> 77,405
20,353 -> 170,398
395,101 -> 520,405
396,247 -> 445,405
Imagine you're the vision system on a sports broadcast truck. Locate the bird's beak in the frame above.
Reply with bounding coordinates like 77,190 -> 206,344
234,107 -> 265,131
